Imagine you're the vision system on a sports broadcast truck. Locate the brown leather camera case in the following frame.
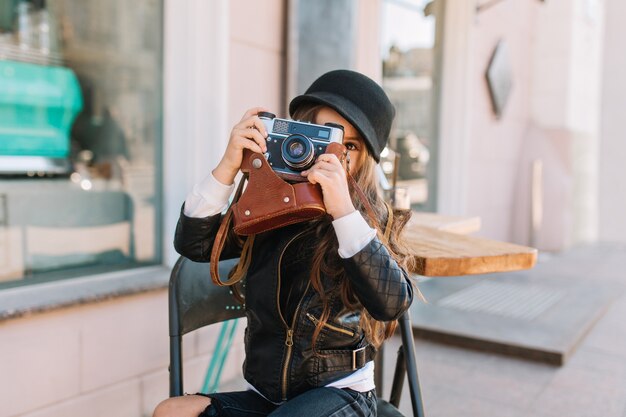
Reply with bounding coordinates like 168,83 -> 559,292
232,143 -> 346,235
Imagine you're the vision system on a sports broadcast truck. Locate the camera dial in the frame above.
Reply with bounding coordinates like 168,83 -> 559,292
258,111 -> 276,120
281,134 -> 315,170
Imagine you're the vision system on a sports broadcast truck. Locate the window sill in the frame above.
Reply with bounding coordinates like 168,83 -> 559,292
0,265 -> 170,323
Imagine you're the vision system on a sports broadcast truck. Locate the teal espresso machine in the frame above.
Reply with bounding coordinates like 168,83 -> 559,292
0,60 -> 83,174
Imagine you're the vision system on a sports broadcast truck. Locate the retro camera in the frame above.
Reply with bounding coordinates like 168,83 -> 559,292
258,112 -> 344,182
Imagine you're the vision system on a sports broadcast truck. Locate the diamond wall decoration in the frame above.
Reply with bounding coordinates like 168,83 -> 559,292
486,40 -> 513,119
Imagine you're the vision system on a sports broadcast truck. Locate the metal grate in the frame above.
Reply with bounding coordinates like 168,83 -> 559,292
436,281 -> 565,321
273,120 -> 289,134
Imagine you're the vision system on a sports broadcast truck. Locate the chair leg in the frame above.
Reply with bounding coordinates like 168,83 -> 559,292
399,311 -> 425,417
389,346 -> 406,408
169,335 -> 184,397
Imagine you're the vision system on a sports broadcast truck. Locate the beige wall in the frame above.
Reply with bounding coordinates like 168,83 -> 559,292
229,0 -> 285,122
440,0 -> 605,250
225,0 -> 381,123
438,0 -> 539,242
599,0 -> 626,243
354,0 -> 383,82
0,291 -> 246,417
464,1 -> 535,241
516,0 -> 604,250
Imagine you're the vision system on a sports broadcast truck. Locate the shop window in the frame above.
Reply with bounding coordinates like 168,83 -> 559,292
381,0 -> 438,210
0,0 -> 162,287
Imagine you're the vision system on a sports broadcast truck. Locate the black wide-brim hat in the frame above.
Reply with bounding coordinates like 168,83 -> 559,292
289,69 -> 395,162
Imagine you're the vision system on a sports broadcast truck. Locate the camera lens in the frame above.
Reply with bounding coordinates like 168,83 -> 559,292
288,141 -> 305,157
281,134 -> 314,170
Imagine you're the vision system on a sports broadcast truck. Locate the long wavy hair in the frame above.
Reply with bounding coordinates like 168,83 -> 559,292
292,104 -> 417,349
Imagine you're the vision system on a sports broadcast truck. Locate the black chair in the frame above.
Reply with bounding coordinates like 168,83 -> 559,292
169,256 -> 426,417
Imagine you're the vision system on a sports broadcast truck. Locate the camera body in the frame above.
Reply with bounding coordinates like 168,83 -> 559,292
259,112 -> 344,182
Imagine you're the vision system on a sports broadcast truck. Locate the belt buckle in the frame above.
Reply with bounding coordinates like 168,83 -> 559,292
352,346 -> 367,370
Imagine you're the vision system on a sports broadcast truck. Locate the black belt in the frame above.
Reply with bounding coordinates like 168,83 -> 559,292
316,344 -> 377,372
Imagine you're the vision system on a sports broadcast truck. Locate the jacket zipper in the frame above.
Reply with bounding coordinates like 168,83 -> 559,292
305,312 -> 356,337
276,229 -> 311,401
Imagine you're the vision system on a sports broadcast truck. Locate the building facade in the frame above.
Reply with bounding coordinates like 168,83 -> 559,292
0,1 -> 624,416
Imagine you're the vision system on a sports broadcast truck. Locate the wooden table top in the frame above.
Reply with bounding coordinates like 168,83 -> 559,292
408,212 -> 482,235
403,212 -> 537,277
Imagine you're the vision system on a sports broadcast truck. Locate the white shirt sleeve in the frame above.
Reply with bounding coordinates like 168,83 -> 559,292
332,210 -> 376,258
183,172 -> 234,218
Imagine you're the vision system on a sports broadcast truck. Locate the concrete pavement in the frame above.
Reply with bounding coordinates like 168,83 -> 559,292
384,243 -> 626,417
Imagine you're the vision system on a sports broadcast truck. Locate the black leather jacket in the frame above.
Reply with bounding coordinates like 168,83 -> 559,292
174,207 -> 413,402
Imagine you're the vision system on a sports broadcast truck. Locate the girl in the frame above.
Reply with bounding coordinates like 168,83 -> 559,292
154,69 -> 415,417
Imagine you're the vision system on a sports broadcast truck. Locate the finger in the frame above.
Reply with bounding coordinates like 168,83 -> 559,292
240,107 -> 270,122
251,117 -> 269,138
234,128 -> 267,152
235,136 -> 264,154
306,170 -> 332,186
301,160 -> 343,176
300,165 -> 333,178
317,152 -> 340,162
316,153 -> 343,168
235,115 -> 259,131
236,116 -> 269,138
312,160 -> 340,172
305,163 -> 339,177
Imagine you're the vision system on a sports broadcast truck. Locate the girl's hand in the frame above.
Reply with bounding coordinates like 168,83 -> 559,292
301,153 -> 355,219
213,107 -> 270,185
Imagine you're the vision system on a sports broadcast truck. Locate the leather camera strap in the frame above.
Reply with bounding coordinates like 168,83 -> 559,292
347,173 -> 377,225
210,176 -> 253,287
346,172 -> 394,245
